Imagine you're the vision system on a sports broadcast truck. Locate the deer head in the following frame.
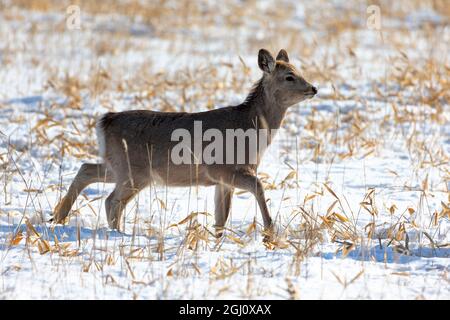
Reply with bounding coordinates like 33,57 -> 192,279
258,48 -> 317,108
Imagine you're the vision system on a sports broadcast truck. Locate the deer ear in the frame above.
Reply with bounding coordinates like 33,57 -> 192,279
276,49 -> 289,63
258,49 -> 275,73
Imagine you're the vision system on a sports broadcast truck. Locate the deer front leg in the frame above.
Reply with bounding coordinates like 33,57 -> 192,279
211,170 -> 274,241
214,184 -> 234,237
233,172 -> 273,238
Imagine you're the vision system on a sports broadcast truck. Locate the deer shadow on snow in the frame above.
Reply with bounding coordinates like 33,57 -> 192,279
0,223 -> 130,251
0,218 -> 189,252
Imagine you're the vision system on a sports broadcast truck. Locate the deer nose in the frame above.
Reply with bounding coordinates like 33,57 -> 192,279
312,86 -> 317,94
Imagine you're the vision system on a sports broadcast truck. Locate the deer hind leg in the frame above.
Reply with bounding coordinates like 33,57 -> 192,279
54,163 -> 114,223
214,184 -> 234,237
105,177 -> 147,231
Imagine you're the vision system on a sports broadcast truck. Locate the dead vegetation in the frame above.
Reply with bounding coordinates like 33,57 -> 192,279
0,0 -> 448,299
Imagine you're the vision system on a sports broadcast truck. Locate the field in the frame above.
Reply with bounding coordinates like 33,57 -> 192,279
0,0 -> 449,299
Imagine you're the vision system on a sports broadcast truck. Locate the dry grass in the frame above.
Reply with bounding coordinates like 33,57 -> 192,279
0,0 -> 448,299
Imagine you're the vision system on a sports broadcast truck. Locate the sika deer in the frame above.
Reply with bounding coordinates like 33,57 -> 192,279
53,49 -> 317,240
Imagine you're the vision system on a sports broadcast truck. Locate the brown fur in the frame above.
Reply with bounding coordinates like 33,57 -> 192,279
54,49 -> 317,240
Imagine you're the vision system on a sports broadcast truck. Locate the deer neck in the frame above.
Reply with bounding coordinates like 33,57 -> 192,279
243,78 -> 288,131
257,98 -> 287,131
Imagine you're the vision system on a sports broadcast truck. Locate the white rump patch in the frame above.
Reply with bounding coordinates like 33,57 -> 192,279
96,120 -> 106,158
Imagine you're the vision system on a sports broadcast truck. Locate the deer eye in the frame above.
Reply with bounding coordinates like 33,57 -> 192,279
285,75 -> 295,82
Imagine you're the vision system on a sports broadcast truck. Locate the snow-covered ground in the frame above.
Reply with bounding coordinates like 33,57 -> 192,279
0,0 -> 449,299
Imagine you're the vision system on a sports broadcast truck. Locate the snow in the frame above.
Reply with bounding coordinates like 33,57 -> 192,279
0,0 -> 449,299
